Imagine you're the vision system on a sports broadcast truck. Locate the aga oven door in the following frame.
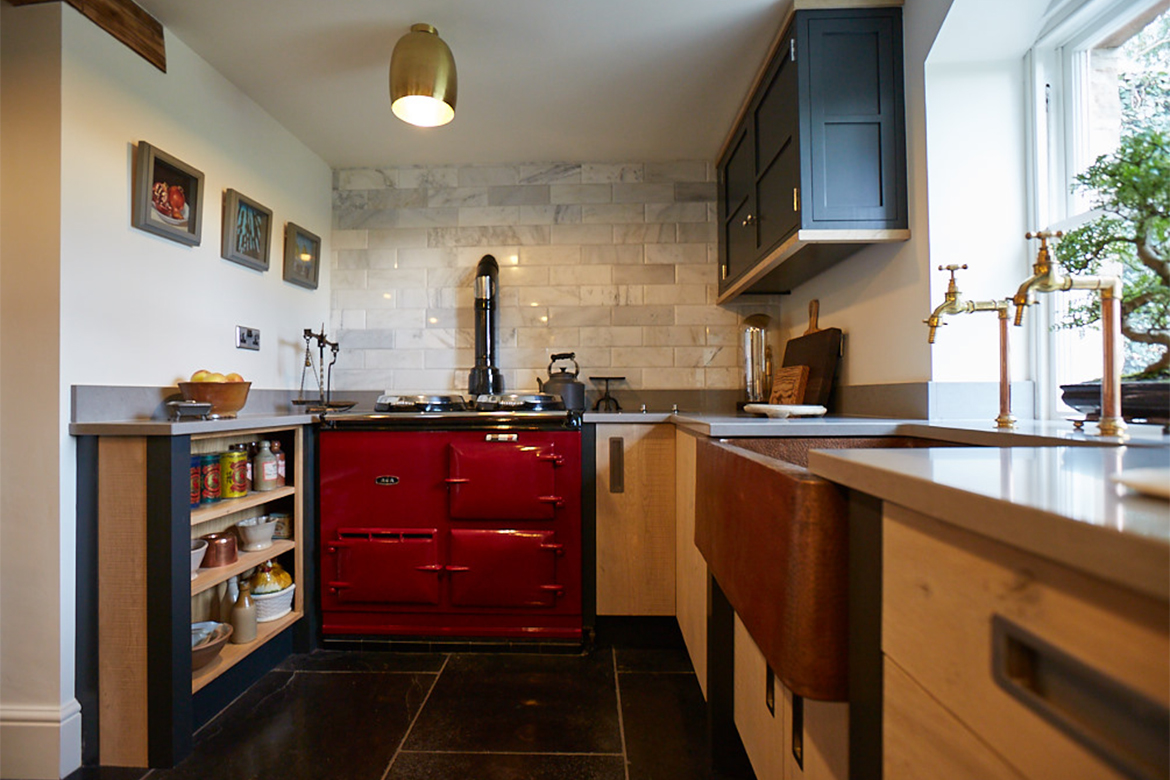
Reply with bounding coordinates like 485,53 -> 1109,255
447,440 -> 565,519
325,528 -> 441,606
448,529 -> 565,608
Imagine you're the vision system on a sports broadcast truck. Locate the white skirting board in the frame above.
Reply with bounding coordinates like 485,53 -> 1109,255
0,700 -> 82,780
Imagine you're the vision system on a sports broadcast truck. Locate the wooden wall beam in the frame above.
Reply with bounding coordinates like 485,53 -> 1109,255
7,0 -> 166,72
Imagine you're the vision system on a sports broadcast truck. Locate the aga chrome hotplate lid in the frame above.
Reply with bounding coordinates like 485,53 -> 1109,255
374,394 -> 468,413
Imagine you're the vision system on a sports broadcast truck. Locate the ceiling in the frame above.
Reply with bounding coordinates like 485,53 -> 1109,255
133,0 -> 789,169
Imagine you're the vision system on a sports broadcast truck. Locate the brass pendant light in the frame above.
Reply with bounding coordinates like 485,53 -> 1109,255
389,23 -> 457,128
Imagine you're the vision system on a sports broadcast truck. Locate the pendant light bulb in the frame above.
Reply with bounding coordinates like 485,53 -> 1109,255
390,23 -> 457,128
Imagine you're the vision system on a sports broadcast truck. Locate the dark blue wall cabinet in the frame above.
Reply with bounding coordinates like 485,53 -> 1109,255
717,8 -> 908,302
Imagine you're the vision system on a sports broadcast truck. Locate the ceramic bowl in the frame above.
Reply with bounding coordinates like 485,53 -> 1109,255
190,538 -> 208,580
191,621 -> 233,670
235,515 -> 277,552
178,381 -> 250,418
200,532 -> 238,567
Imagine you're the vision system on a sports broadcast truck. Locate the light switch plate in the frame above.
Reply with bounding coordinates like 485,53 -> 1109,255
236,325 -> 260,350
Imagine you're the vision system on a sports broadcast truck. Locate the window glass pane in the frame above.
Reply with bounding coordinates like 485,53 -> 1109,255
1050,6 -> 1168,415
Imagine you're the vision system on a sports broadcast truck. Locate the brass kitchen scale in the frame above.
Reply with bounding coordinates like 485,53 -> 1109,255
292,326 -> 356,412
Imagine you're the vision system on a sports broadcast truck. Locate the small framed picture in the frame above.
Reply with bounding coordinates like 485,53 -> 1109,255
221,189 -> 273,271
282,222 -> 321,290
131,141 -> 204,246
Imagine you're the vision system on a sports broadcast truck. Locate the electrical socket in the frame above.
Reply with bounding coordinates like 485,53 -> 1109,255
236,325 -> 260,351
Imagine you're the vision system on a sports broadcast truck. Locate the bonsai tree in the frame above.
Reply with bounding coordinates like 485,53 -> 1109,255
1054,128 -> 1169,379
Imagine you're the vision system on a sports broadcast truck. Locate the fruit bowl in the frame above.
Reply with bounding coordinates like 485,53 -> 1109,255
179,382 -> 250,418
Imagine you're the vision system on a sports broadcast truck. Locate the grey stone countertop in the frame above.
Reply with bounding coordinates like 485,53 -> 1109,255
808,444 -> 1170,601
670,413 -> 1170,447
69,412 -> 318,437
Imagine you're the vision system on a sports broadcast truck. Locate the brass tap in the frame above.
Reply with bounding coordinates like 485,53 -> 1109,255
925,264 -> 1007,339
1010,230 -> 1125,437
926,264 -> 1016,428
1011,230 -> 1065,326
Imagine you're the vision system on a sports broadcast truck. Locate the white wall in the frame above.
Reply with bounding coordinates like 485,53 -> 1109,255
0,6 -> 73,778
59,13 -> 332,390
0,4 -> 332,777
924,59 -> 1031,382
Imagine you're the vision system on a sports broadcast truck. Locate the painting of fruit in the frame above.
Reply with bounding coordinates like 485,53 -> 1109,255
132,141 -> 204,246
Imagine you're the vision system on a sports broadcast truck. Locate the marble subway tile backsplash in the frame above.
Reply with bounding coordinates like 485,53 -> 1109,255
330,161 -> 779,394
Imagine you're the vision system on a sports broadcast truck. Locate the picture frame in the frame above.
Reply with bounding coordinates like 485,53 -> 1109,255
131,141 -> 204,246
282,222 -> 321,290
221,189 -> 273,271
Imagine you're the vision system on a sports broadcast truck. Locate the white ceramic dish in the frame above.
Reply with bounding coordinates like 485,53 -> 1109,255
1110,468 -> 1170,499
190,538 -> 208,580
743,403 -> 828,419
236,515 -> 277,551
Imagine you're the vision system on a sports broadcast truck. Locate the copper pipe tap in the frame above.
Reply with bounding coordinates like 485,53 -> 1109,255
925,264 -> 1016,428
1011,231 -> 1125,437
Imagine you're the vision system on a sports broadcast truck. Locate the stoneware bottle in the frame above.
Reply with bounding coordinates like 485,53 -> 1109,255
230,580 -> 257,644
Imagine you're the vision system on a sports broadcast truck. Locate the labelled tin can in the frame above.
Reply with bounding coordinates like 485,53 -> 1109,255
200,453 -> 221,504
269,511 -> 291,540
220,449 -> 248,499
189,455 -> 201,509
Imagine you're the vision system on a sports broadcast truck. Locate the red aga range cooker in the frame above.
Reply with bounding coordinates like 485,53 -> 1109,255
318,393 -> 584,640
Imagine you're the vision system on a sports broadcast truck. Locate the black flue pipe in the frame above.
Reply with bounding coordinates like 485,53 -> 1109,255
469,254 -> 504,396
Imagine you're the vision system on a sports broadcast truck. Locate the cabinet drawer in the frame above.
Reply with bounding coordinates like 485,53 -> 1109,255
883,504 -> 1169,780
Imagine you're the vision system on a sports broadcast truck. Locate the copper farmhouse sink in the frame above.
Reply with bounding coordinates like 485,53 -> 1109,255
695,436 -> 947,702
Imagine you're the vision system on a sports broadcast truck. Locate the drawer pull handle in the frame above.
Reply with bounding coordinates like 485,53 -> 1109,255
537,495 -> 564,506
414,564 -> 444,573
991,614 -> 1168,780
609,437 -> 624,493
540,542 -> 564,556
444,477 -> 471,485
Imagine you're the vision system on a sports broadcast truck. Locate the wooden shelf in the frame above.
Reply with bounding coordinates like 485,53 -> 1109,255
191,486 -> 296,526
191,611 -> 301,693
191,539 -> 296,596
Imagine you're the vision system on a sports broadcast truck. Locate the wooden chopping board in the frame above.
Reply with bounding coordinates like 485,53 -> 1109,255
781,300 -> 842,407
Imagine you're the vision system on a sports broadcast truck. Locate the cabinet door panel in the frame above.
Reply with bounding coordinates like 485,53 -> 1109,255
725,198 -> 759,285
802,12 -> 903,227
755,32 -> 801,253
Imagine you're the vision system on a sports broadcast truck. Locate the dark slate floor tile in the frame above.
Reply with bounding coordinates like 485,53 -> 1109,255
385,751 -> 626,780
619,671 -> 712,780
404,651 -> 622,754
276,649 -> 447,673
149,670 -> 435,780
62,768 -> 148,780
615,646 -> 696,673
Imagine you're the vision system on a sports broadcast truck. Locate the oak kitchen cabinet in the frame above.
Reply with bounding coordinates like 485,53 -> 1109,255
594,423 -> 676,615
883,503 -> 1168,780
81,423 -> 312,768
717,7 -> 908,303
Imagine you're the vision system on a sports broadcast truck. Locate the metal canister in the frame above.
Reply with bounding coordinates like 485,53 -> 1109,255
199,453 -> 221,504
269,511 -> 291,540
220,448 -> 248,499
189,455 -> 202,509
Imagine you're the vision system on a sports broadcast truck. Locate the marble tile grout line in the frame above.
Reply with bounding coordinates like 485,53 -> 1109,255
380,653 -> 450,780
613,648 -> 631,780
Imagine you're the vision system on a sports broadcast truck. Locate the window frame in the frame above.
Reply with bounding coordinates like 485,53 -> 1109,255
1026,0 -> 1166,417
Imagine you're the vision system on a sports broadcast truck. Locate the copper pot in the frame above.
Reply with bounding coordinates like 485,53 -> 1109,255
200,532 -> 238,567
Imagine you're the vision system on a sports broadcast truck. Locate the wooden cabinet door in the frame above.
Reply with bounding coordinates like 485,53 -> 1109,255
675,429 -> 707,697
595,424 -> 676,615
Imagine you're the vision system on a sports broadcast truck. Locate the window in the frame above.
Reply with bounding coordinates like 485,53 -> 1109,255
1029,0 -> 1168,416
